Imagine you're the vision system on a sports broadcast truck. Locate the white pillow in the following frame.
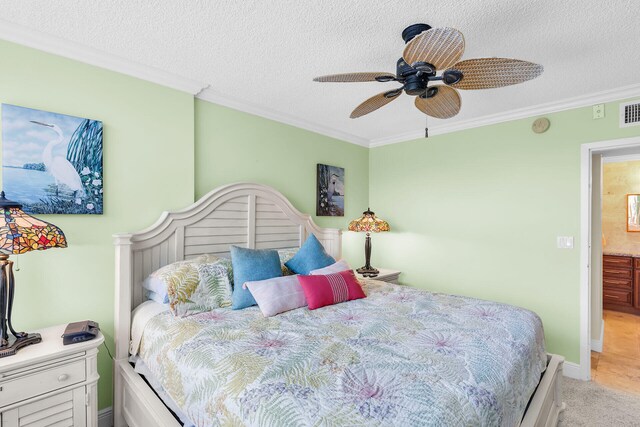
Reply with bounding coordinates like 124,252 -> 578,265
310,259 -> 351,275
244,275 -> 306,317
145,290 -> 169,304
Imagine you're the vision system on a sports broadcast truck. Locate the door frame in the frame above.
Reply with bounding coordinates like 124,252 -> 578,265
580,136 -> 640,380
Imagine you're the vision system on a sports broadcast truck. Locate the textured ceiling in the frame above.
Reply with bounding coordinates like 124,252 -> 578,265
1,0 -> 638,145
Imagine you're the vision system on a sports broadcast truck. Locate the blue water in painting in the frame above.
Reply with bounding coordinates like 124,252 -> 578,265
3,167 -> 55,204
331,195 -> 344,210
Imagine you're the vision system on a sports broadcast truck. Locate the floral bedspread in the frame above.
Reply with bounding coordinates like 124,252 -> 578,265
138,280 -> 547,426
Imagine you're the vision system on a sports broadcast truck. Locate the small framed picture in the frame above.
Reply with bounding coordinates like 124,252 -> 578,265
317,164 -> 344,216
627,194 -> 640,232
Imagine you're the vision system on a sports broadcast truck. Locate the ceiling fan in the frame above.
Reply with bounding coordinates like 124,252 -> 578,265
314,23 -> 543,136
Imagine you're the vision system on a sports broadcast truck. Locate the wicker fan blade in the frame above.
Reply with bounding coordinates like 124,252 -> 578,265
351,89 -> 402,118
314,72 -> 396,82
447,58 -> 543,90
402,27 -> 465,70
414,86 -> 461,119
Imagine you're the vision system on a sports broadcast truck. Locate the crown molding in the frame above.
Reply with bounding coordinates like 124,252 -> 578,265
0,19 -> 208,95
196,88 -> 370,147
369,83 -> 640,147
2,19 -> 639,148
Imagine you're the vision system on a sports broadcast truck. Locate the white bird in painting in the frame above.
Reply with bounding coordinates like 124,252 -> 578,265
327,173 -> 338,205
30,121 -> 84,198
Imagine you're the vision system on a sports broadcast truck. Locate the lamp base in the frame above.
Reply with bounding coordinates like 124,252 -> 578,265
356,266 -> 379,277
0,333 -> 42,358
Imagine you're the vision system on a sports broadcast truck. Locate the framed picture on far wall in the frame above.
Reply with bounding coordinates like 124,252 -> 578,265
627,194 -> 640,232
2,104 -> 103,214
317,163 -> 344,216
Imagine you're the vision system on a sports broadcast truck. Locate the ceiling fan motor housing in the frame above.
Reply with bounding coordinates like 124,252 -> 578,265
396,58 -> 437,96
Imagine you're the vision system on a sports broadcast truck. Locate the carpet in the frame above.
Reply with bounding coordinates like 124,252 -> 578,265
559,377 -> 640,426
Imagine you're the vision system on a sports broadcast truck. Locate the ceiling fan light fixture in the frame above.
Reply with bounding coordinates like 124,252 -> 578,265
442,69 -> 463,85
401,23 -> 432,44
374,75 -> 396,82
384,88 -> 403,98
425,86 -> 439,98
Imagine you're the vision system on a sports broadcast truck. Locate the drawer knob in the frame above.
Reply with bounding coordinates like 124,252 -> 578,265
58,374 -> 69,382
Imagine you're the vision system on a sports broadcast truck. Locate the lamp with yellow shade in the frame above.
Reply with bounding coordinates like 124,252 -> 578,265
0,191 -> 67,357
348,208 -> 389,277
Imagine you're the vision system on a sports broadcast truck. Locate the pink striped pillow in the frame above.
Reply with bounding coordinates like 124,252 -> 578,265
297,270 -> 366,310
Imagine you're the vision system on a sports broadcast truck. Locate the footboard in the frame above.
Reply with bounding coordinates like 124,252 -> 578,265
116,360 -> 180,427
520,354 -> 566,427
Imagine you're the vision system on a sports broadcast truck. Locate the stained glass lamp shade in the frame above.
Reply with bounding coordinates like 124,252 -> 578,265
348,208 -> 389,277
0,191 -> 67,357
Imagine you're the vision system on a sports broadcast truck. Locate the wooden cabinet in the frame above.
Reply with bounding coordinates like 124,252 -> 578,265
603,254 -> 640,314
0,325 -> 104,427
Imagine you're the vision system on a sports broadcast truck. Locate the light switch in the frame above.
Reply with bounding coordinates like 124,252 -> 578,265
557,236 -> 574,249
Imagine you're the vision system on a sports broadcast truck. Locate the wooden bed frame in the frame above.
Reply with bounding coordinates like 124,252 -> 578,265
113,182 -> 565,427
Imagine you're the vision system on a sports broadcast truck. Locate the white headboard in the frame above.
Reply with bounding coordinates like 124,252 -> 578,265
113,182 -> 341,359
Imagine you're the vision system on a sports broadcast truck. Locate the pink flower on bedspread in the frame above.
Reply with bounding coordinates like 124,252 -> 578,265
246,332 -> 291,356
388,292 -> 414,304
469,306 -> 501,320
418,331 -> 465,356
339,368 -> 403,420
332,309 -> 366,323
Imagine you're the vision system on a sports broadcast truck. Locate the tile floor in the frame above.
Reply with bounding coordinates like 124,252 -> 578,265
591,310 -> 640,395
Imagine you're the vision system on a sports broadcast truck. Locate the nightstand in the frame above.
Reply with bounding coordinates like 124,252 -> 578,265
0,324 -> 104,427
356,269 -> 401,284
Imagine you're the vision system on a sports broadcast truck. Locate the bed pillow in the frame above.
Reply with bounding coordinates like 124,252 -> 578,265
167,256 -> 234,316
297,270 -> 366,310
284,234 -> 335,275
310,259 -> 351,275
277,248 -> 298,276
145,290 -> 169,304
142,254 -> 209,299
244,275 -> 306,317
230,246 -> 282,310
143,255 -> 233,317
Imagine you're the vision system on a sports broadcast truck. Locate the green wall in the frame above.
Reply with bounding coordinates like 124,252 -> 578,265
4,32 -> 640,411
369,101 -> 640,363
0,41 -> 370,410
194,99 -> 370,266
0,40 -> 196,409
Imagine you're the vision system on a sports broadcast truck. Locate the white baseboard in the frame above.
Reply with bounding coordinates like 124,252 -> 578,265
98,407 -> 113,427
563,361 -> 583,380
590,320 -> 604,353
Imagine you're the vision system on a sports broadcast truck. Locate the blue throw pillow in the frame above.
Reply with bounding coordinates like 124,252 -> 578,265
285,234 -> 336,275
230,246 -> 282,310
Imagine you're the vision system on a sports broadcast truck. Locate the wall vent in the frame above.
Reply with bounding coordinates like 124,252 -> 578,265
620,100 -> 640,127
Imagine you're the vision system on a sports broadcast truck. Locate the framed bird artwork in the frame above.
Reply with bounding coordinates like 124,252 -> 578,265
1,104 -> 103,215
317,163 -> 344,217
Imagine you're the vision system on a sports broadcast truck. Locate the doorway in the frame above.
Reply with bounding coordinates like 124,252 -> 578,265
590,151 -> 640,393
581,136 -> 640,382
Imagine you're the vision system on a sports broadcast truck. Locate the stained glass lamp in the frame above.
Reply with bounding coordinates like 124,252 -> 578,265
0,191 -> 67,357
348,208 -> 390,277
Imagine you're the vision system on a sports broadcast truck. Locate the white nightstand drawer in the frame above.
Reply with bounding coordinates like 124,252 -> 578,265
0,359 -> 85,407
